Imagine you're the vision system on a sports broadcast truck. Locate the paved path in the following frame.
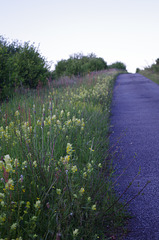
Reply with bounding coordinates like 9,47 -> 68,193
110,73 -> 159,240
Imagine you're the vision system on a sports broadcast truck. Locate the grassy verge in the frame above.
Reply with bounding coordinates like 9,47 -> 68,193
139,69 -> 159,85
0,70 -> 128,239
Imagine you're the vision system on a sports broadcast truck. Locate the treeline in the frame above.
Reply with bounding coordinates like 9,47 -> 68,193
53,53 -> 127,78
0,36 -> 127,101
0,36 -> 50,101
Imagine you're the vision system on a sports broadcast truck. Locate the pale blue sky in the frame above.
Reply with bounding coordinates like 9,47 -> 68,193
1,0 -> 159,72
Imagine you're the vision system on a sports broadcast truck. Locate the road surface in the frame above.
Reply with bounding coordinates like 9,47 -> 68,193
110,73 -> 159,240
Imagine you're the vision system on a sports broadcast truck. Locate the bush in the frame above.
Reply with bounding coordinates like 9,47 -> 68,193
54,53 -> 107,78
108,61 -> 127,71
0,36 -> 50,101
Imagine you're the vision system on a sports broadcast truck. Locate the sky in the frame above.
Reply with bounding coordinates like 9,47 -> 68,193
1,0 -> 159,73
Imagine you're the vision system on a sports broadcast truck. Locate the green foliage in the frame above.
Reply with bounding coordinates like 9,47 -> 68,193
0,71 -> 128,239
138,58 -> 159,85
54,53 -> 107,78
0,36 -> 50,101
108,61 -> 127,71
151,59 -> 159,73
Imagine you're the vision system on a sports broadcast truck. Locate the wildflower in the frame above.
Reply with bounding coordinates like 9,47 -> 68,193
63,155 -> 70,164
73,229 -> 79,236
15,110 -> 20,116
71,165 -> 77,173
52,114 -> 56,120
10,222 -> 18,230
66,143 -> 73,155
4,154 -> 11,163
98,163 -> 102,168
92,204 -> 96,211
0,193 -> 5,199
56,189 -> 61,195
26,201 -> 30,208
87,163 -> 93,173
19,175 -> 23,183
5,179 -> 14,190
33,161 -> 37,168
22,161 -> 27,170
6,163 -> 13,172
0,213 -> 6,223
34,200 -> 41,209
83,172 -> 87,178
79,187 -> 85,196
1,201 -> 5,207
89,147 -> 94,152
14,158 -> 19,167
88,197 -> 91,202
60,110 -> 64,116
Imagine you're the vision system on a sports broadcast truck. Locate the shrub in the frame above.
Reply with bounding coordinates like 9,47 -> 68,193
0,36 -> 50,101
54,53 -> 107,78
108,61 -> 127,71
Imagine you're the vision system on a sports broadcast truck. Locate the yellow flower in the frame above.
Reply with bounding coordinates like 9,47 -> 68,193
71,165 -> 77,173
26,201 -> 30,208
83,172 -> 87,178
33,161 -> 37,168
34,200 -> 41,209
79,187 -> 85,196
5,179 -> 14,190
92,204 -> 96,211
56,189 -> 61,195
63,155 -> 70,164
98,163 -> 102,168
0,213 -> 6,223
15,110 -> 20,116
6,163 -> 13,172
89,147 -> 94,152
66,143 -> 73,155
88,197 -> 91,202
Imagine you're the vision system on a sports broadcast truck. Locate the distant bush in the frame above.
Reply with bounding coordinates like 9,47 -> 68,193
108,61 -> 127,71
54,53 -> 107,78
0,36 -> 50,101
151,58 -> 159,73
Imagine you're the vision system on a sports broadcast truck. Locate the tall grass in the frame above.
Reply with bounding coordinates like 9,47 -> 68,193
139,69 -> 159,85
0,70 -> 127,239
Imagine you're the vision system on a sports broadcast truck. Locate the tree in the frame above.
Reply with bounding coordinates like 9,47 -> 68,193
54,53 -> 107,78
0,36 -> 50,101
108,61 -> 127,71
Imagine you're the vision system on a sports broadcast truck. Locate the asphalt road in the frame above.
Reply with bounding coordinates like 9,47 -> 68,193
110,73 -> 159,240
